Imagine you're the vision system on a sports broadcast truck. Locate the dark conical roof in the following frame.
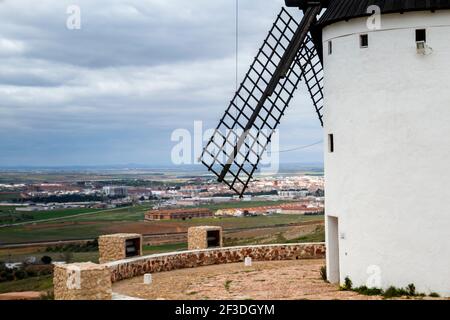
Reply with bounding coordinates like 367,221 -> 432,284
318,0 -> 450,27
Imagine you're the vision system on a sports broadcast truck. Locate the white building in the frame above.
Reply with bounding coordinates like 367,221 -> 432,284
306,0 -> 450,296
102,186 -> 128,197
278,189 -> 309,198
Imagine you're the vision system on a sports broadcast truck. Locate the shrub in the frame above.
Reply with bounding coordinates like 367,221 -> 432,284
383,286 -> 409,299
40,290 -> 54,300
26,269 -> 38,277
14,269 -> 28,280
320,266 -> 327,282
38,268 -> 53,276
341,277 -> 353,291
0,270 -> 8,282
354,286 -> 383,296
41,256 -> 52,265
407,283 -> 416,296
429,292 -> 440,298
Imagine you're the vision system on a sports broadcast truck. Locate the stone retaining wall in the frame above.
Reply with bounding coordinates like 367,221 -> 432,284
188,226 -> 223,250
105,243 -> 325,283
54,262 -> 112,300
98,233 -> 142,264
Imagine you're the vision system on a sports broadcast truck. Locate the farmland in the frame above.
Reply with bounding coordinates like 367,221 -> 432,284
0,212 -> 323,244
0,206 -> 107,225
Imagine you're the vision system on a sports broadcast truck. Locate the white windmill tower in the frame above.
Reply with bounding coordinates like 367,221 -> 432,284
201,0 -> 450,296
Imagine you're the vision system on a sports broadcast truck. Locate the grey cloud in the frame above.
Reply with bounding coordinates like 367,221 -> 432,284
0,0 -> 322,166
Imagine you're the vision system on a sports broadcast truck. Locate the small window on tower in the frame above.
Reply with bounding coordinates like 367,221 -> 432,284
416,29 -> 426,42
360,34 -> 369,48
328,134 -> 334,153
328,40 -> 332,55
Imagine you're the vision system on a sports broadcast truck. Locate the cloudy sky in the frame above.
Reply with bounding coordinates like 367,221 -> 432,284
0,0 -> 323,167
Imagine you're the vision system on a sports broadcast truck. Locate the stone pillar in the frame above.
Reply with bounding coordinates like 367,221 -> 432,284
98,233 -> 143,264
188,226 -> 223,250
53,262 -> 112,300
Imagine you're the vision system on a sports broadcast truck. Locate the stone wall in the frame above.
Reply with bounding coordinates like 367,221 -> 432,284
105,243 -> 325,283
53,262 -> 112,300
188,226 -> 223,250
98,233 -> 142,264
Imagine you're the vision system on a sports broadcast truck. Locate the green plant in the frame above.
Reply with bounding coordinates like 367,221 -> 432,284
14,269 -> 27,280
320,266 -> 327,282
40,290 -> 54,300
383,286 -> 409,299
429,292 -> 440,298
407,283 -> 416,296
353,286 -> 383,296
224,280 -> 232,292
41,256 -> 52,265
341,277 -> 352,291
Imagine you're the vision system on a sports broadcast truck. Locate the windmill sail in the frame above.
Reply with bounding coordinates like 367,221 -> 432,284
201,6 -> 324,197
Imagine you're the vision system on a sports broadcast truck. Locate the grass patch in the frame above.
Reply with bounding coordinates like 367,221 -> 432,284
0,275 -> 53,294
143,243 -> 187,255
224,280 -> 232,292
320,266 -> 327,282
340,277 -> 353,291
340,277 -> 435,299
288,225 -> 325,243
354,286 -> 383,296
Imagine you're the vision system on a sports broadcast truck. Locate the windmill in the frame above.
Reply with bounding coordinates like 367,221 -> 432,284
200,0 -> 326,197
200,0 -> 450,296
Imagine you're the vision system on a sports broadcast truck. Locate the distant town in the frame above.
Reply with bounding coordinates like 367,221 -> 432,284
0,169 -> 324,224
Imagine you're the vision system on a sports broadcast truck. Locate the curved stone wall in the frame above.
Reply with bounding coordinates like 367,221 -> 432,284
105,243 -> 325,283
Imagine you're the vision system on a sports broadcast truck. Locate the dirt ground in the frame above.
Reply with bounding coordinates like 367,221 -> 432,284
113,259 -> 384,300
0,291 -> 42,300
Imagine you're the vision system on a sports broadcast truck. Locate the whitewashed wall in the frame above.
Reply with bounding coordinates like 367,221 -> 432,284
322,11 -> 450,296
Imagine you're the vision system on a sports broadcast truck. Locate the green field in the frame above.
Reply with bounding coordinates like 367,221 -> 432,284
0,275 -> 53,294
0,249 -> 100,264
0,213 -> 323,244
0,193 -> 22,201
143,243 -> 188,254
17,208 -> 104,221
55,201 -> 292,223
197,200 -> 292,211
0,204 -> 156,226
58,204 -> 152,222
159,214 -> 323,229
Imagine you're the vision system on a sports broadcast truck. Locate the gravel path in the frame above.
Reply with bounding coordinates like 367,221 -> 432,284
112,259 -> 383,300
